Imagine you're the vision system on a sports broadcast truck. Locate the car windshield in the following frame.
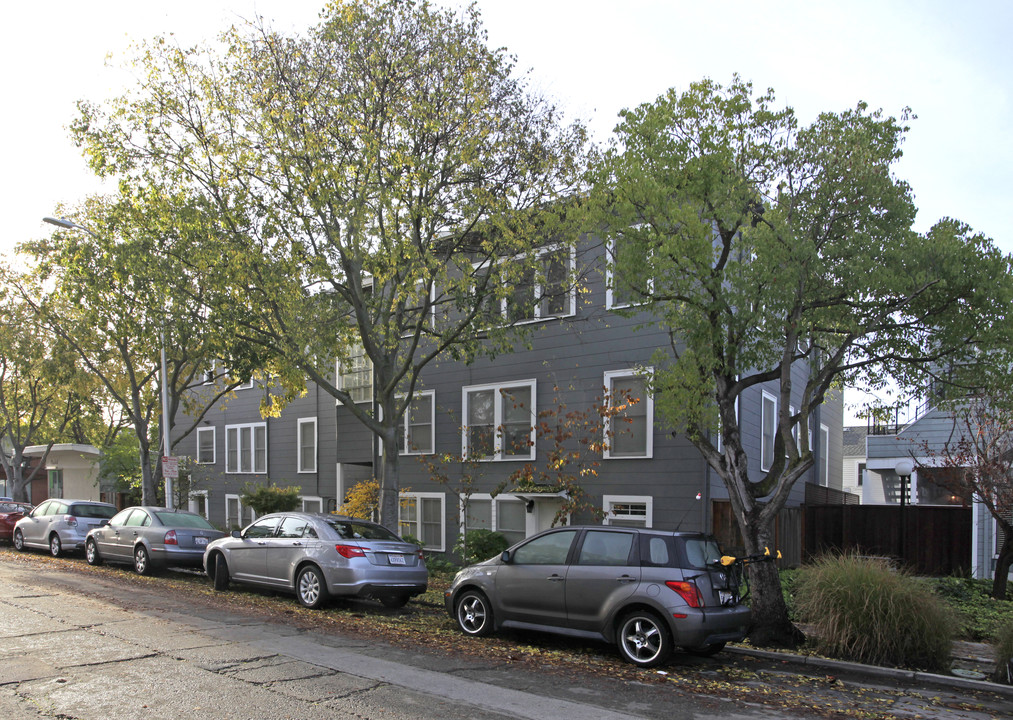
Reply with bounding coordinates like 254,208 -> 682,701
71,504 -> 118,519
0,502 -> 30,513
153,511 -> 216,530
683,537 -> 724,569
325,518 -> 403,542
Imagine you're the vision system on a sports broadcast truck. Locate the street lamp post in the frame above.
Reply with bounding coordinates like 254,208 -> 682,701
42,216 -> 174,508
894,458 -> 914,564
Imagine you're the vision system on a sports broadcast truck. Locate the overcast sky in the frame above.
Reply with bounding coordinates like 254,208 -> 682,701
2,0 -> 1009,419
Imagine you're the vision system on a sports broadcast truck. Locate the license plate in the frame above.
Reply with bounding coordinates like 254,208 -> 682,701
194,537 -> 209,547
388,554 -> 406,565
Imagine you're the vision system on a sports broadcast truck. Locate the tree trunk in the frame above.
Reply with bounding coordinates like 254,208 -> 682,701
377,429 -> 401,533
991,532 -> 1012,600
739,511 -> 804,648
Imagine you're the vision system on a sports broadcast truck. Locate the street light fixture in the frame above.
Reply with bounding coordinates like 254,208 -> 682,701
42,216 -> 175,509
894,458 -> 914,563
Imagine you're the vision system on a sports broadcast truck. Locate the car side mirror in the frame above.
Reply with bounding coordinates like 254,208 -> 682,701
500,550 -> 511,563
231,530 -> 242,539
99,519 -> 110,527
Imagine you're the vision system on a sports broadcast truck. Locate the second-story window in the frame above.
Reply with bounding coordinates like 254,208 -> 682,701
603,370 -> 653,459
338,345 -> 372,403
226,422 -> 267,474
298,418 -> 317,473
196,427 -> 216,464
760,390 -> 777,472
463,380 -> 536,461
398,391 -> 435,455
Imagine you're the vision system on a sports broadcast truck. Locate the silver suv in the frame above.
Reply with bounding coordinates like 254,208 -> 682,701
13,499 -> 119,557
445,526 -> 751,667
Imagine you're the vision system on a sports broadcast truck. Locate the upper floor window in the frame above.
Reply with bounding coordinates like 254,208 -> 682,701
760,390 -> 777,472
606,234 -> 653,309
603,370 -> 653,459
226,422 -> 267,474
462,380 -> 536,461
298,418 -> 317,473
819,424 -> 830,486
338,345 -> 372,403
196,427 -> 216,465
481,246 -> 574,325
399,391 -> 435,455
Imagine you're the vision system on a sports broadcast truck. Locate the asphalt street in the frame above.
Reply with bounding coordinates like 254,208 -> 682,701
0,555 -> 1010,720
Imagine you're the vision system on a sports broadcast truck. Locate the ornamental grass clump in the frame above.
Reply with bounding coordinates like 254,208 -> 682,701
993,617 -> 1013,684
795,553 -> 954,671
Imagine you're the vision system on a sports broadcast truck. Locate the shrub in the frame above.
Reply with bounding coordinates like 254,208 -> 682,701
239,484 -> 302,516
794,553 -> 954,671
993,617 -> 1013,684
930,576 -> 1013,642
454,529 -> 509,565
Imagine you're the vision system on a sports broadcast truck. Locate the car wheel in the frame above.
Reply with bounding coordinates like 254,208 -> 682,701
296,566 -> 329,609
455,590 -> 493,636
13,528 -> 25,552
378,593 -> 410,609
617,610 -> 672,668
133,545 -> 152,575
49,534 -> 62,558
212,553 -> 230,591
685,642 -> 726,657
85,539 -> 103,566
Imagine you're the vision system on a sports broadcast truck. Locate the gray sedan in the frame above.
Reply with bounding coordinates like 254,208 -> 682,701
204,512 -> 428,609
86,506 -> 225,574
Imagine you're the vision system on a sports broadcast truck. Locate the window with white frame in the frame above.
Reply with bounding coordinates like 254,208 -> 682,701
463,380 -> 536,460
297,418 -> 317,473
188,490 -> 209,519
337,345 -> 372,403
461,494 -> 526,546
225,493 -> 254,530
603,495 -> 653,527
760,390 -> 777,472
196,427 -> 216,464
399,492 -> 445,551
603,370 -> 653,459
301,495 -> 323,513
225,422 -> 267,474
479,246 -> 574,325
398,391 -> 435,455
819,424 -> 830,486
606,234 -> 653,309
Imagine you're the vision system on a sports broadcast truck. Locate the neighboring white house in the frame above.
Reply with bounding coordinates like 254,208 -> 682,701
842,425 -> 868,499
22,444 -> 102,504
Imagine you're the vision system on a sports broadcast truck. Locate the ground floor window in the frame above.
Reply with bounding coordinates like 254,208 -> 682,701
461,494 -> 526,547
188,490 -> 209,519
301,495 -> 323,513
399,492 -> 445,551
603,495 -> 652,528
225,493 -> 254,530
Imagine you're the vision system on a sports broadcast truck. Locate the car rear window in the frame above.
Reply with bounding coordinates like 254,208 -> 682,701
325,519 -> 402,542
70,504 -> 118,519
153,511 -> 215,530
683,537 -> 723,569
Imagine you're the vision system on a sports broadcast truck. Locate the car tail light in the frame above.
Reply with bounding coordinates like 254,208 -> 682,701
335,544 -> 366,559
63,515 -> 78,527
164,530 -> 178,545
666,580 -> 704,608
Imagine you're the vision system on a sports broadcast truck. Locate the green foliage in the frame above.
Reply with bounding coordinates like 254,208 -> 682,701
454,529 -> 509,565
993,617 -> 1013,684
929,576 -> 1013,642
239,483 -> 302,516
422,554 -> 460,574
795,554 -> 955,671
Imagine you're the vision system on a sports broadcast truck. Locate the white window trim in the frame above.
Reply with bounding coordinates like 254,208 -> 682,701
225,422 -> 268,474
399,491 -> 446,552
760,390 -> 777,472
458,493 -> 527,536
301,495 -> 324,513
603,369 -> 654,460
399,390 -> 436,456
336,345 -> 373,404
297,417 -> 318,473
225,493 -> 255,529
820,423 -> 830,487
606,233 -> 654,310
188,490 -> 209,519
603,495 -> 653,528
196,426 -> 216,465
474,245 -> 576,325
461,379 -> 537,461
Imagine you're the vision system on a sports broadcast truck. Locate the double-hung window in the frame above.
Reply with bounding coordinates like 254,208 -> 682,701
819,424 -> 830,486
480,246 -> 574,325
462,380 -> 536,461
225,422 -> 267,474
298,418 -> 317,473
606,233 -> 653,309
603,370 -> 653,459
760,390 -> 777,472
196,427 -> 216,465
462,494 -> 526,546
398,391 -> 435,455
338,345 -> 372,403
399,492 -> 445,551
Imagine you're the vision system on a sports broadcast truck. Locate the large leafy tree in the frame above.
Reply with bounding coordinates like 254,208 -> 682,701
72,0 -> 587,529
591,77 -> 1013,645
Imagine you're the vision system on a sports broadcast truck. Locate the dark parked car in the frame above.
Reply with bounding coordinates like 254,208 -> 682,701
85,506 -> 226,574
204,512 -> 428,609
445,526 -> 751,668
0,501 -> 33,543
13,499 -> 118,556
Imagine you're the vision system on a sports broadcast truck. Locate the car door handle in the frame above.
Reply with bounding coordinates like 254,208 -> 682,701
616,575 -> 636,583
291,542 -> 302,546
257,541 -> 267,545
547,575 -> 564,582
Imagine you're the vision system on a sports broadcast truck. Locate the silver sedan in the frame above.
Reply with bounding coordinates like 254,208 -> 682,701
86,506 -> 225,574
203,512 -> 428,609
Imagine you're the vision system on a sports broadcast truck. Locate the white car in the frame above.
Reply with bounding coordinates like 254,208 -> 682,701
13,499 -> 118,557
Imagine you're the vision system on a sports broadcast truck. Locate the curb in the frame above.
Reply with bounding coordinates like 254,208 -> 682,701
724,646 -> 1013,699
